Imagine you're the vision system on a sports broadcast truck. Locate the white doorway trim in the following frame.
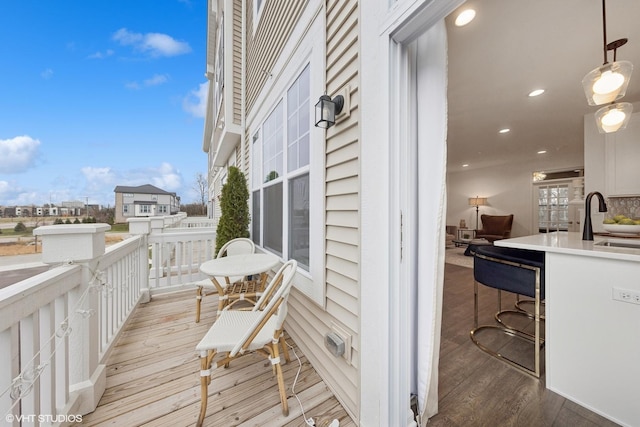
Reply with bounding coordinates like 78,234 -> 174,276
360,1 -> 462,426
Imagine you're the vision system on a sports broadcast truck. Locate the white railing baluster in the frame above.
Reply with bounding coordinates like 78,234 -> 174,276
1,214 -> 216,422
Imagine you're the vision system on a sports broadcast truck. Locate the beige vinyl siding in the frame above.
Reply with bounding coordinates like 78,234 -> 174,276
284,0 -> 361,421
243,129 -> 251,177
206,1 -> 217,70
232,0 -> 242,124
245,0 -> 307,115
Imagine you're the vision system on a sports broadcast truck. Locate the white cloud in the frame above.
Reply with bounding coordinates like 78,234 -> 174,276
88,49 -> 114,59
144,74 -> 169,86
0,181 -> 11,196
81,166 -> 115,183
151,162 -> 182,191
41,68 -> 53,79
125,74 -> 170,90
183,81 -> 208,118
0,162 -> 188,207
125,81 -> 141,90
0,136 -> 41,173
0,180 -> 39,206
113,28 -> 191,57
117,163 -> 183,193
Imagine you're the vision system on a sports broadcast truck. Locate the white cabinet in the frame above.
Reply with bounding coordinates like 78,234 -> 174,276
605,111 -> 640,196
545,252 -> 640,427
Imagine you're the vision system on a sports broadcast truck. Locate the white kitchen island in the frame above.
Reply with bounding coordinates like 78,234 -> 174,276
496,232 -> 640,427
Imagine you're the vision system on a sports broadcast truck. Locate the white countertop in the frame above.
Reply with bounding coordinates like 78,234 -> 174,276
495,231 -> 640,262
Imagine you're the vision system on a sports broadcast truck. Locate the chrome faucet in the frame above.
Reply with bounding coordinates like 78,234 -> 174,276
582,191 -> 608,241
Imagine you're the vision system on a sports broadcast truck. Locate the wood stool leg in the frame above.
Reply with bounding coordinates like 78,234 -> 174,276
196,286 -> 203,323
197,352 -> 213,427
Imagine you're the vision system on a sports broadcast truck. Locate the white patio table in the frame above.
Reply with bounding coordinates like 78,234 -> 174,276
199,253 -> 280,314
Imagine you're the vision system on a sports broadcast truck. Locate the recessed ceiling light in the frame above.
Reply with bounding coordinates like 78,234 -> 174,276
498,128 -> 510,134
454,9 -> 476,27
529,89 -> 545,97
537,150 -> 547,154
462,164 -> 469,167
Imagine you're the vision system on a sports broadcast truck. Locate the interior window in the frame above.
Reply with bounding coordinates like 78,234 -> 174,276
536,182 -> 570,232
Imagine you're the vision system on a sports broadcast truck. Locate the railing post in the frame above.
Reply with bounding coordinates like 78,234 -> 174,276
128,218 -> 152,303
33,224 -> 110,415
150,218 -> 169,281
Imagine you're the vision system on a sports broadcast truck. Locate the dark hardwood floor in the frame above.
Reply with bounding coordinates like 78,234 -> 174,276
428,262 -> 620,427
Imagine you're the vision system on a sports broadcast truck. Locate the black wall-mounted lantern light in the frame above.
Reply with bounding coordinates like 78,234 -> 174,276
314,94 -> 344,128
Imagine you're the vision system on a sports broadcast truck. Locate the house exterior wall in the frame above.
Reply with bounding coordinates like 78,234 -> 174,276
201,0 -> 361,420
205,0 -> 469,424
283,0 -> 360,418
245,0 -> 306,114
114,192 -> 124,223
232,0 -> 243,124
114,188 -> 178,223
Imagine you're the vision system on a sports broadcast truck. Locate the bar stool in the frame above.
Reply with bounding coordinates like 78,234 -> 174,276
470,245 -> 545,377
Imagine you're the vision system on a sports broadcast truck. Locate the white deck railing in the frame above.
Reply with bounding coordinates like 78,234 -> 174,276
0,214 -> 216,425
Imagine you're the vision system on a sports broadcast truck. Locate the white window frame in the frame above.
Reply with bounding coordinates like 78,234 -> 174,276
253,71 -> 310,260
248,12 -> 324,305
533,179 -> 573,232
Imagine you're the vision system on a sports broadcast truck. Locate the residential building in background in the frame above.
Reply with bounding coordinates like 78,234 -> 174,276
113,184 -> 180,223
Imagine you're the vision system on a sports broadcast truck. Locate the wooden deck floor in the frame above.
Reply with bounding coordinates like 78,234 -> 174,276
430,262 -> 620,427
81,262 -> 621,427
81,291 -> 355,427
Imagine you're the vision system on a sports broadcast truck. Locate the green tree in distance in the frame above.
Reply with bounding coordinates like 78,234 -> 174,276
215,166 -> 250,254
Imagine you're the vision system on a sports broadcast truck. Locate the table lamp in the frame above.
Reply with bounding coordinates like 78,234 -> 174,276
468,196 -> 488,230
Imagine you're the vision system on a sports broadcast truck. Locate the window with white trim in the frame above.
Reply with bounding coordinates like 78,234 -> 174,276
252,64 -> 310,270
535,181 -> 570,232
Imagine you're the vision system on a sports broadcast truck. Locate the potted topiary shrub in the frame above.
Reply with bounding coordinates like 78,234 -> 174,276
215,166 -> 251,254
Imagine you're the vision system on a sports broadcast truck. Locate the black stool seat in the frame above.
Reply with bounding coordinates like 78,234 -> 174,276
471,245 -> 545,377
474,245 -> 545,300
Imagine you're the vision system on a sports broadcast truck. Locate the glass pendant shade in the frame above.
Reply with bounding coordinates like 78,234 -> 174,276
582,60 -> 633,106
595,102 -> 633,133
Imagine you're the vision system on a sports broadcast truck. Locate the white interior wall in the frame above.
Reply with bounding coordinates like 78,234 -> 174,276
446,152 -> 584,237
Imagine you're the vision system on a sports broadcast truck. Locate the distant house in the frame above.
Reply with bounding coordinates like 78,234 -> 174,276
113,184 -> 180,224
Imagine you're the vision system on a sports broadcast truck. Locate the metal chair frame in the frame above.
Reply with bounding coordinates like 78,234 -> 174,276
470,250 -> 544,378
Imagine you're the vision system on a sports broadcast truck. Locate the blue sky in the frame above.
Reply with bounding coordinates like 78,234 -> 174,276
0,0 -> 208,208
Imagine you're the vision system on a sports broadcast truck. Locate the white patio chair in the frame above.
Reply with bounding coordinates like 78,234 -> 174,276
195,237 -> 255,322
195,260 -> 297,426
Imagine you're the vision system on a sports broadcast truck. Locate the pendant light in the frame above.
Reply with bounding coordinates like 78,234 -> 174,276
594,102 -> 633,133
582,0 -> 633,106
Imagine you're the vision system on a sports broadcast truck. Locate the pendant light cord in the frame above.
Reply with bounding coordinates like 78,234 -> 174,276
601,0 -> 608,64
